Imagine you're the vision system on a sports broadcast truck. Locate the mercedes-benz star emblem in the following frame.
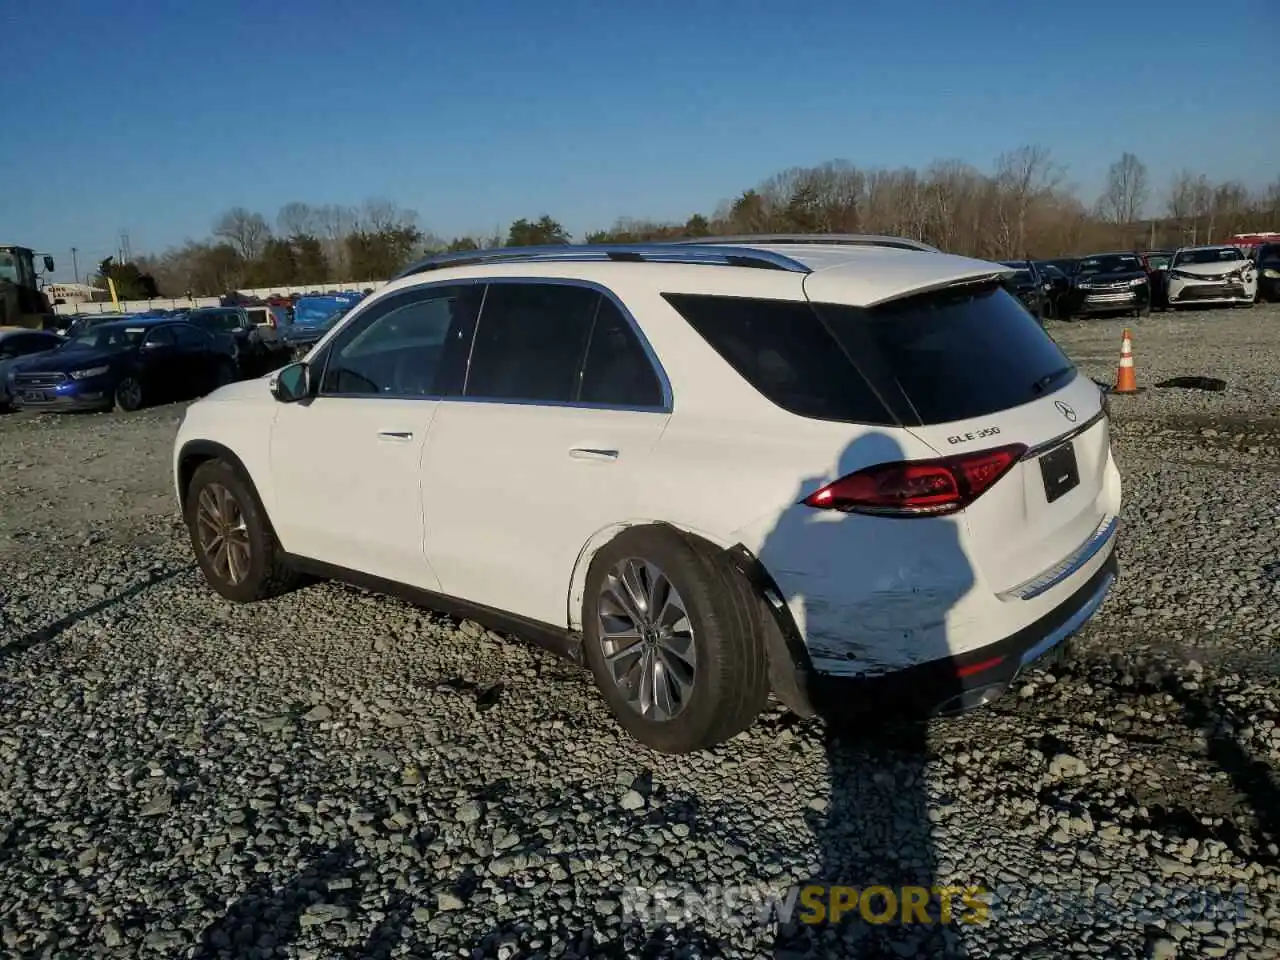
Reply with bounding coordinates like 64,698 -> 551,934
1055,400 -> 1077,422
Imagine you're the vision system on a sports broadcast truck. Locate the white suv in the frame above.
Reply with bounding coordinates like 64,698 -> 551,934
173,235 -> 1121,753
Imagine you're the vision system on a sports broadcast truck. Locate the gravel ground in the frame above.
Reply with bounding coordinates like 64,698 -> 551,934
1,303 -> 1278,959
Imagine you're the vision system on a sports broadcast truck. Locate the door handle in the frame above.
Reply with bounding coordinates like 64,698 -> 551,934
378,430 -> 413,441
569,447 -> 618,461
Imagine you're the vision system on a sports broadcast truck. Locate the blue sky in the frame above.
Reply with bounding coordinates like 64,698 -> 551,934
7,0 -> 1277,280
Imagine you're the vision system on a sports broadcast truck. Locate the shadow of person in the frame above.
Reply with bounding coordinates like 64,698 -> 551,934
758,431 -> 979,958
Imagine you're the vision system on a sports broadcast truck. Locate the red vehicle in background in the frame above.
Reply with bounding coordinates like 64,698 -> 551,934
1231,232 -> 1280,259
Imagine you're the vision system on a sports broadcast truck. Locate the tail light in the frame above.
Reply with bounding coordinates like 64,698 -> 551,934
801,443 -> 1027,518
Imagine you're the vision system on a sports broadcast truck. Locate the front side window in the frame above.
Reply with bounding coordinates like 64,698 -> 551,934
464,283 -> 599,403
320,285 -> 482,397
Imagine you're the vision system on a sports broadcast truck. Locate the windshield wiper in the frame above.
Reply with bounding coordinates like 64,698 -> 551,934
1032,366 -> 1073,394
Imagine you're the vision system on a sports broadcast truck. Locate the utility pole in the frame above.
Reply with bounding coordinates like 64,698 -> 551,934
71,247 -> 79,284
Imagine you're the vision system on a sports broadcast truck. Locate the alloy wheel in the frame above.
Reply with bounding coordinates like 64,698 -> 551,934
117,378 -> 142,409
195,482 -> 251,585
597,558 -> 697,722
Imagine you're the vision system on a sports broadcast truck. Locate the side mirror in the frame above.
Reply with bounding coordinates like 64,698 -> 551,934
43,255 -> 55,273
270,361 -> 311,403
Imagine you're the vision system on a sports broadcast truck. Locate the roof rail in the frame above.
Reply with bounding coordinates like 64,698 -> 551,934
663,233 -> 940,253
391,243 -> 811,281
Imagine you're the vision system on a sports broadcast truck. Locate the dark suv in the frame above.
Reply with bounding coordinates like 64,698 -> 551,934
1066,253 -> 1151,319
185,307 -> 270,373
1254,243 -> 1280,302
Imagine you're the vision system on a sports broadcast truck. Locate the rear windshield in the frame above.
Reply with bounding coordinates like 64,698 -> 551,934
665,282 -> 1076,427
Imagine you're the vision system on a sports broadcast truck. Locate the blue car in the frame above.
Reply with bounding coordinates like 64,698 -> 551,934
282,296 -> 356,360
10,317 -> 237,413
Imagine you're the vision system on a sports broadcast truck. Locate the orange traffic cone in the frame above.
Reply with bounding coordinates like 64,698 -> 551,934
1113,328 -> 1138,394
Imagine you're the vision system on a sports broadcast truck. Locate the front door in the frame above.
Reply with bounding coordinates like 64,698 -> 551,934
268,283 -> 483,588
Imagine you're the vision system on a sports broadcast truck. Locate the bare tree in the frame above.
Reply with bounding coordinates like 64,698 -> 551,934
1098,153 -> 1149,225
354,199 -> 418,233
276,202 -> 318,238
212,207 -> 271,261
993,145 -> 1062,257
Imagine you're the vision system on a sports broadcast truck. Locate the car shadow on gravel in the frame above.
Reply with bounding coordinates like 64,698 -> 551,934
0,565 -> 191,662
191,841 -> 364,958
1166,675 -> 1280,866
760,433 -> 973,958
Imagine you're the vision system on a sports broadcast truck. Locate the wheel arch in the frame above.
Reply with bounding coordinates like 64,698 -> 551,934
176,439 -> 273,530
565,520 -> 817,717
565,521 -> 736,633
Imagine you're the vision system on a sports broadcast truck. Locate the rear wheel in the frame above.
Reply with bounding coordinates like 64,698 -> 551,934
582,526 -> 770,753
185,459 -> 302,602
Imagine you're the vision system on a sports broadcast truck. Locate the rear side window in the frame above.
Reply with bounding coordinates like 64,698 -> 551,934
465,283 -> 598,403
662,293 -> 893,424
578,297 -> 663,408
811,282 -> 1077,425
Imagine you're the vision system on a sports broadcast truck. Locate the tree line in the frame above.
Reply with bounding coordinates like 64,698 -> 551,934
108,147 -> 1278,299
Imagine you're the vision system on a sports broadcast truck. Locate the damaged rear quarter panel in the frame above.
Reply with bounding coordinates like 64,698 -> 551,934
740,506 -> 982,678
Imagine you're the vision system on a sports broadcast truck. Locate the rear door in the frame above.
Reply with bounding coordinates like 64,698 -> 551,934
420,281 -> 671,627
809,280 -> 1115,596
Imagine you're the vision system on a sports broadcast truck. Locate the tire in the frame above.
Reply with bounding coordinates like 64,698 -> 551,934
581,525 -> 770,754
184,459 -> 302,603
114,376 -> 144,412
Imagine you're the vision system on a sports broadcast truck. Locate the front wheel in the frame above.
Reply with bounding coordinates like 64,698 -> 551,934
114,376 -> 143,412
581,526 -> 770,754
185,459 -> 302,603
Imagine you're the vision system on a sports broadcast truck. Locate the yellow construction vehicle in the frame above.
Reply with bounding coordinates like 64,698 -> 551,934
0,246 -> 57,330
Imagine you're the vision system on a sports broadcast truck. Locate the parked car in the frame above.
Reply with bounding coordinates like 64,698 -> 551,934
185,306 -> 275,373
1065,253 -> 1151,319
1138,250 -> 1175,310
0,328 -> 64,410
281,303 -> 351,361
1042,257 -> 1079,278
243,304 -> 294,353
1166,246 -> 1258,308
1253,242 -> 1280,302
998,260 -> 1049,320
1033,262 -> 1073,319
9,318 -> 237,412
172,237 -> 1120,753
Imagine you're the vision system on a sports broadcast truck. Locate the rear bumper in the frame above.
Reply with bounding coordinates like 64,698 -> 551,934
736,531 -> 1120,723
802,549 -> 1119,721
